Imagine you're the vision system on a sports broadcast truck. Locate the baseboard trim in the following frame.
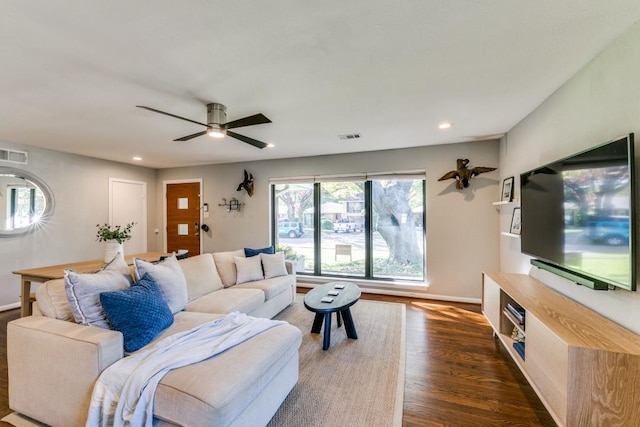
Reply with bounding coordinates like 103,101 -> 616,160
0,302 -> 20,312
297,282 -> 481,304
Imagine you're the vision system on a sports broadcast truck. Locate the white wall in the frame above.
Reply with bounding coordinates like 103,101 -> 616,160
157,140 -> 500,301
0,141 -> 158,309
500,21 -> 640,333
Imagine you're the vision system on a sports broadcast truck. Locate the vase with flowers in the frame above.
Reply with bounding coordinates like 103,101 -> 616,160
96,222 -> 136,262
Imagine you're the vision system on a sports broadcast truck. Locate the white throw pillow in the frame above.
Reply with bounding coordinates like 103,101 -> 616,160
213,249 -> 245,287
234,255 -> 264,284
134,253 -> 188,314
261,252 -> 288,279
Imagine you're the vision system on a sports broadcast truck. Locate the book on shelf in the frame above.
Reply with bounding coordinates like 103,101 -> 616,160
506,303 -> 525,324
513,341 -> 525,360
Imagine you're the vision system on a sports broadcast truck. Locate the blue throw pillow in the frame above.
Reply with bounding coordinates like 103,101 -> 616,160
100,273 -> 174,353
244,246 -> 275,258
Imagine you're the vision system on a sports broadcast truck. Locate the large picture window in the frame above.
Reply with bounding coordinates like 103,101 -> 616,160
271,173 -> 425,282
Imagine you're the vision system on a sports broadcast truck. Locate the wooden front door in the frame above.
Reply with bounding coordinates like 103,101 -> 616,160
166,182 -> 201,256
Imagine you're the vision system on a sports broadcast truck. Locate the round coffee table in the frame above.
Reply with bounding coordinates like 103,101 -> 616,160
303,282 -> 361,350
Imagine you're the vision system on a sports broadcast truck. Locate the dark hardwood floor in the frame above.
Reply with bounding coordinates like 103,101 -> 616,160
0,293 -> 555,426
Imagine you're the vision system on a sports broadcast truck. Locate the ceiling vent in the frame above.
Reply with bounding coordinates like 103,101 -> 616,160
0,148 -> 28,165
338,133 -> 361,140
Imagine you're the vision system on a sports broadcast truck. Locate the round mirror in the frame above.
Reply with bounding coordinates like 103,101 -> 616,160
0,167 -> 55,237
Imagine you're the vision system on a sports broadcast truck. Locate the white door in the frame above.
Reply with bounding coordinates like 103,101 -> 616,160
110,178 -> 147,254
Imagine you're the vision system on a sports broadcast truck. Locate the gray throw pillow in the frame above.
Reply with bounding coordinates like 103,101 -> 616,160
64,252 -> 132,329
134,253 -> 188,314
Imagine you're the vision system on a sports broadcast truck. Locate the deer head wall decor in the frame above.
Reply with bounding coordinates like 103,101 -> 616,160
237,169 -> 255,197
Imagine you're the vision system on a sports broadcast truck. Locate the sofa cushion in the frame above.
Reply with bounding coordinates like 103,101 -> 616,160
185,288 -> 265,314
244,246 -> 274,258
178,254 -> 224,301
145,311 -> 225,346
261,252 -> 288,279
100,273 -> 174,353
134,254 -> 188,314
234,255 -> 264,284
212,249 -> 245,287
64,253 -> 132,329
234,275 -> 294,301
36,279 -> 74,321
153,322 -> 302,427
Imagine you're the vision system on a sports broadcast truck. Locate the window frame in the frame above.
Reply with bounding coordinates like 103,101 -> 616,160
270,171 -> 426,283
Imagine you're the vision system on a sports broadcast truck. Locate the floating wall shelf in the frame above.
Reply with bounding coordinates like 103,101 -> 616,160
492,200 -> 519,206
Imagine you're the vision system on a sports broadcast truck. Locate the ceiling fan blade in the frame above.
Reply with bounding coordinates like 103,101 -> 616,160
136,105 -> 209,128
227,130 -> 268,149
224,113 -> 271,129
174,130 -> 208,142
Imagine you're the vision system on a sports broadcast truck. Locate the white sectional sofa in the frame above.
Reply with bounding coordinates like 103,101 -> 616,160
7,249 -> 300,427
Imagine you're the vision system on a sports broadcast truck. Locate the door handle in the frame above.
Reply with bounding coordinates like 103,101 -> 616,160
194,222 -> 199,236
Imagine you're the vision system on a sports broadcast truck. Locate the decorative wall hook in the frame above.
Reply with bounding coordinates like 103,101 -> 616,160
218,197 -> 243,212
438,158 -> 496,190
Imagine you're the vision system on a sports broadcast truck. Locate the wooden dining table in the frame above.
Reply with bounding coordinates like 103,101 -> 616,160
12,252 -> 167,317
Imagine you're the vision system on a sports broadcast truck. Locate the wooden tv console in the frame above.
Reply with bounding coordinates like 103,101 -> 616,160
482,272 -> 640,427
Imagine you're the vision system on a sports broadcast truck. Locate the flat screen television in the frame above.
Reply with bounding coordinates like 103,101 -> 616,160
520,133 -> 635,291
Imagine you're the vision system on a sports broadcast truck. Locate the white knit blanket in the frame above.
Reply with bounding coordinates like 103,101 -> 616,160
86,312 -> 285,427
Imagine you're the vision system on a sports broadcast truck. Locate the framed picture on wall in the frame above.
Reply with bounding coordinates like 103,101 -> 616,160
510,207 -> 522,235
501,176 -> 515,202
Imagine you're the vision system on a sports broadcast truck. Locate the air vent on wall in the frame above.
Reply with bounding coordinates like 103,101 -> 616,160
338,133 -> 361,140
0,148 -> 28,164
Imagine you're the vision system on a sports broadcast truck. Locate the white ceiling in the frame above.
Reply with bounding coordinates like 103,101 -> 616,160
1,1 -> 640,169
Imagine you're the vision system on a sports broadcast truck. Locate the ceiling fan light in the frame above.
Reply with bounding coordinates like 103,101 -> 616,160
208,126 -> 226,138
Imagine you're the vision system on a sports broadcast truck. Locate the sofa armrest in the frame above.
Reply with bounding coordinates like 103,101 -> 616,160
8,316 -> 123,426
284,260 -> 296,277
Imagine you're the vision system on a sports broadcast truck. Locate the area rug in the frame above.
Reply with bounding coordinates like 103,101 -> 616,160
2,296 -> 406,427
268,294 -> 406,427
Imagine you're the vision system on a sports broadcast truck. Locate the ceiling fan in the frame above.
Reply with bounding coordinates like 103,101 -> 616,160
136,103 -> 271,149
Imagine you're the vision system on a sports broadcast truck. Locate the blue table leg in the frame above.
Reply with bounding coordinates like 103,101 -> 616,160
323,312 -> 332,350
311,313 -> 323,334
341,309 -> 358,340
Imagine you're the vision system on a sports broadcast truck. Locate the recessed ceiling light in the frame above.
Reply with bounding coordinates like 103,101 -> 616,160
133,156 -> 142,161
438,122 -> 452,129
266,143 -> 275,148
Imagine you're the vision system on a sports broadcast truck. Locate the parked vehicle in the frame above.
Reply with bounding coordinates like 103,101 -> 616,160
586,217 -> 629,246
278,221 -> 304,238
333,219 -> 361,233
